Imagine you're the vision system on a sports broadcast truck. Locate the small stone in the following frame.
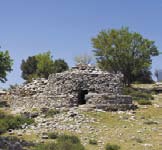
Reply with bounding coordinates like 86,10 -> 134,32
41,135 -> 48,139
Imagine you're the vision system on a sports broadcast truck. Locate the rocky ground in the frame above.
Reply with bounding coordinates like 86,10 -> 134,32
0,82 -> 162,150
0,93 -> 161,150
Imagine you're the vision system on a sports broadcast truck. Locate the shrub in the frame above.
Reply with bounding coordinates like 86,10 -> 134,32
4,115 -> 34,129
0,121 -> 7,134
45,109 -> 60,118
137,99 -> 152,105
48,132 -> 58,139
34,142 -> 58,150
89,139 -> 98,145
144,120 -> 158,125
57,140 -> 85,150
0,101 -> 9,107
58,134 -> 80,144
34,134 -> 85,150
0,111 -> 34,134
123,87 -> 154,101
105,143 -> 120,150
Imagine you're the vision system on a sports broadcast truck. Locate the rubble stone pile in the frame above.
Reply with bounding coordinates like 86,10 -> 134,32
8,64 -> 135,111
9,78 -> 48,96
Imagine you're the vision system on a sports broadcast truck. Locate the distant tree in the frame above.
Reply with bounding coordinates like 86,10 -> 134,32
21,51 -> 69,82
74,54 -> 92,65
35,51 -> 54,78
53,59 -> 69,73
132,68 -> 154,84
21,56 -> 38,82
92,27 -> 159,86
0,50 -> 13,83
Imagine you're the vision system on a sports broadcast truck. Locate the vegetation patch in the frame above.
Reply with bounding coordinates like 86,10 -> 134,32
89,139 -> 98,145
33,134 -> 85,150
137,99 -> 152,105
105,143 -> 120,150
0,136 -> 34,149
0,110 -> 34,134
144,120 -> 158,125
45,109 -> 60,118
48,132 -> 59,139
0,101 -> 9,107
123,87 -> 154,101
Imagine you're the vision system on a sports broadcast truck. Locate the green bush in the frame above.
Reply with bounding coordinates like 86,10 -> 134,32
0,101 -> 9,107
137,99 -> 152,105
48,132 -> 58,139
58,134 -> 80,144
89,139 -> 98,145
144,120 -> 158,125
45,109 -> 60,118
0,121 -> 8,134
0,111 -> 34,134
57,140 -> 85,150
33,142 -> 58,150
105,143 -> 120,150
4,115 -> 34,129
33,134 -> 85,150
123,87 -> 154,101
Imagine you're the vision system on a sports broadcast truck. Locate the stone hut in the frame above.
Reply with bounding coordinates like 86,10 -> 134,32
9,65 -> 134,111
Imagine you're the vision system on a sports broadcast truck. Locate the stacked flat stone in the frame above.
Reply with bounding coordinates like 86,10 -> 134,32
10,78 -> 48,96
8,64 -> 134,111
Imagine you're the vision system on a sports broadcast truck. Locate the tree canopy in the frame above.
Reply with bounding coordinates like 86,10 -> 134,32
92,27 -> 159,86
21,56 -> 38,82
21,51 -> 69,82
35,51 -> 54,78
53,59 -> 69,73
0,50 -> 13,83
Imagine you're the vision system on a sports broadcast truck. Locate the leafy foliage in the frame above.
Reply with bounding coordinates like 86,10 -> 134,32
21,51 -> 69,82
44,108 -> 60,118
35,51 -> 54,78
33,134 -> 85,150
132,68 -> 154,84
57,134 -> 81,144
137,99 -> 152,105
53,59 -> 69,73
92,27 -> 159,86
105,143 -> 120,150
123,87 -> 154,101
89,139 -> 98,145
0,110 -> 34,134
0,50 -> 13,83
48,132 -> 59,139
144,120 -> 158,125
21,56 -> 38,82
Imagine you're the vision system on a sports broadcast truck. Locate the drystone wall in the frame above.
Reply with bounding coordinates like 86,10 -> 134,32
8,65 -> 134,111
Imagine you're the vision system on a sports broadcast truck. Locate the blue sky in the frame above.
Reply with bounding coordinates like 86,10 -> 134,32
0,0 -> 162,88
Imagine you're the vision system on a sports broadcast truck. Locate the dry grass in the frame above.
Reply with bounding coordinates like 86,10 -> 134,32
2,87 -> 162,150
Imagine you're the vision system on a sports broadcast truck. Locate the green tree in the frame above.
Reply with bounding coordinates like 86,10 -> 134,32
132,68 -> 154,84
21,51 -> 69,82
92,27 -> 159,86
21,56 -> 38,82
35,51 -> 54,78
0,50 -> 13,83
53,59 -> 69,73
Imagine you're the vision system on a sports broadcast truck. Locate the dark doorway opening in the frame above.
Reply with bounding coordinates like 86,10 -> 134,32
78,90 -> 88,105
